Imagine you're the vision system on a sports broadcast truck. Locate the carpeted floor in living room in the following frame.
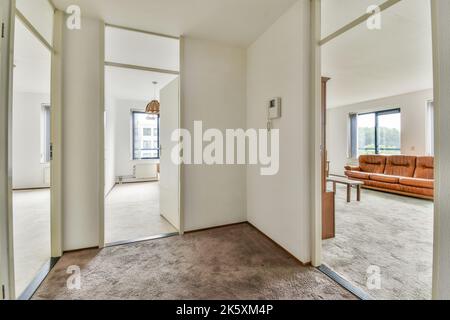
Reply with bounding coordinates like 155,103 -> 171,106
323,184 -> 434,300
33,224 -> 356,300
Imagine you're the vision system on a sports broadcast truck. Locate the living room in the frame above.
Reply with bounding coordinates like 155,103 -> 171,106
321,0 -> 434,300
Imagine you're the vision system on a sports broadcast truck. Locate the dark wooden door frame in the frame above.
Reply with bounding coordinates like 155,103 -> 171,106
321,77 -> 335,240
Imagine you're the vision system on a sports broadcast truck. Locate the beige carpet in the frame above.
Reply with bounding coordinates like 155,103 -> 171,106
105,182 -> 177,244
13,189 -> 51,298
323,184 -> 434,300
33,224 -> 356,300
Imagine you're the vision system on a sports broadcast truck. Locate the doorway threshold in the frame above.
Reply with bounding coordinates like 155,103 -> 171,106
105,232 -> 180,248
318,264 -> 374,300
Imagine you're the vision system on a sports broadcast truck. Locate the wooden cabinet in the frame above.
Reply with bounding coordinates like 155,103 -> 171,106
322,77 -> 336,240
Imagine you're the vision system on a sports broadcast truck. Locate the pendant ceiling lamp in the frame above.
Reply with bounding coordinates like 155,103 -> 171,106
146,81 -> 160,115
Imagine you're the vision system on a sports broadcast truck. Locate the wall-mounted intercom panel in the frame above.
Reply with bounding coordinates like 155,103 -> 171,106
267,97 -> 281,132
269,97 -> 282,120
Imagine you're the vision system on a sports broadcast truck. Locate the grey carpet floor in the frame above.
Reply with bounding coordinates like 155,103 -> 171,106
323,184 -> 434,300
33,224 -> 355,300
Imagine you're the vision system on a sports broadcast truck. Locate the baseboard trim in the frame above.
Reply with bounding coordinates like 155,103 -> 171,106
12,187 -> 51,191
63,246 -> 100,254
184,221 -> 248,234
318,264 -> 373,300
185,221 -> 311,266
246,222 -> 311,267
18,257 -> 60,300
116,179 -> 159,185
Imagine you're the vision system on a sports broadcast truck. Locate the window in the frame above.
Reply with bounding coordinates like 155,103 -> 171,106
143,128 -> 152,136
40,105 -> 51,163
349,109 -> 401,157
426,101 -> 434,156
132,111 -> 160,160
143,140 -> 151,149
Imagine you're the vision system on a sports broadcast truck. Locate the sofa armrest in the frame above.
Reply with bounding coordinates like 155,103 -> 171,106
345,166 -> 361,171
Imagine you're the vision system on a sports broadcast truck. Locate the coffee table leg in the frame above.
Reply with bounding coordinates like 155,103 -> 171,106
347,185 -> 351,203
357,185 -> 361,202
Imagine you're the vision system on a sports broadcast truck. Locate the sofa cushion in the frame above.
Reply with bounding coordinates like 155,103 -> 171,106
364,180 -> 403,191
400,177 -> 434,189
359,155 -> 387,173
345,171 -> 370,180
414,157 -> 434,179
370,174 -> 400,184
384,156 -> 416,177
399,185 -> 434,198
364,180 -> 434,197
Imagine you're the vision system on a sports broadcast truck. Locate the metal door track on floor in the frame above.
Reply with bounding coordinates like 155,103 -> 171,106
105,232 -> 180,248
318,264 -> 374,300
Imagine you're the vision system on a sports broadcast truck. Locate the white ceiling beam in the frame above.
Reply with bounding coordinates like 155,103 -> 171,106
319,0 -> 402,46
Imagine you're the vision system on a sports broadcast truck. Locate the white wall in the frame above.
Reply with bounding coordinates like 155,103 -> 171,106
12,91 -> 50,189
246,0 -> 311,263
113,98 -> 159,178
62,18 -> 248,249
181,37 -> 247,231
62,17 -> 101,251
327,89 -> 434,176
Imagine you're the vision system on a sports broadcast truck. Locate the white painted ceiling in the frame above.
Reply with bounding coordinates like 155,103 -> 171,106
322,0 -> 433,108
52,0 -> 298,47
13,18 -> 51,94
105,66 -> 178,102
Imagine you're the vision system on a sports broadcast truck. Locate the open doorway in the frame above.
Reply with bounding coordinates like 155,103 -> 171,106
10,0 -> 57,299
103,25 -> 181,246
319,0 -> 434,300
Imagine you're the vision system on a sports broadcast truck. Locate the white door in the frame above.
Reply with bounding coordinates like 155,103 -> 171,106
159,77 -> 180,231
0,0 -> 14,300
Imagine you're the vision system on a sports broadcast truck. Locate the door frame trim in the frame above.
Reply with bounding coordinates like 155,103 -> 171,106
431,0 -> 450,300
310,0 -> 322,267
50,9 -> 63,259
0,0 -> 15,301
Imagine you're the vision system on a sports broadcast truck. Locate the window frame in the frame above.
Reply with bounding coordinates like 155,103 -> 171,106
353,108 -> 401,156
131,111 -> 160,160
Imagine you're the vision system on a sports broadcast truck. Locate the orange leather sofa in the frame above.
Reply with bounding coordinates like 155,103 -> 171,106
345,155 -> 434,200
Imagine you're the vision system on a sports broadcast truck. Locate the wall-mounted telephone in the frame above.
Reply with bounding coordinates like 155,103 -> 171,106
267,97 -> 281,131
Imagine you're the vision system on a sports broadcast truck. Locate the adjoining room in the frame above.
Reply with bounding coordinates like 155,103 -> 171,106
321,0 -> 434,300
104,26 -> 181,245
11,13 -> 52,298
